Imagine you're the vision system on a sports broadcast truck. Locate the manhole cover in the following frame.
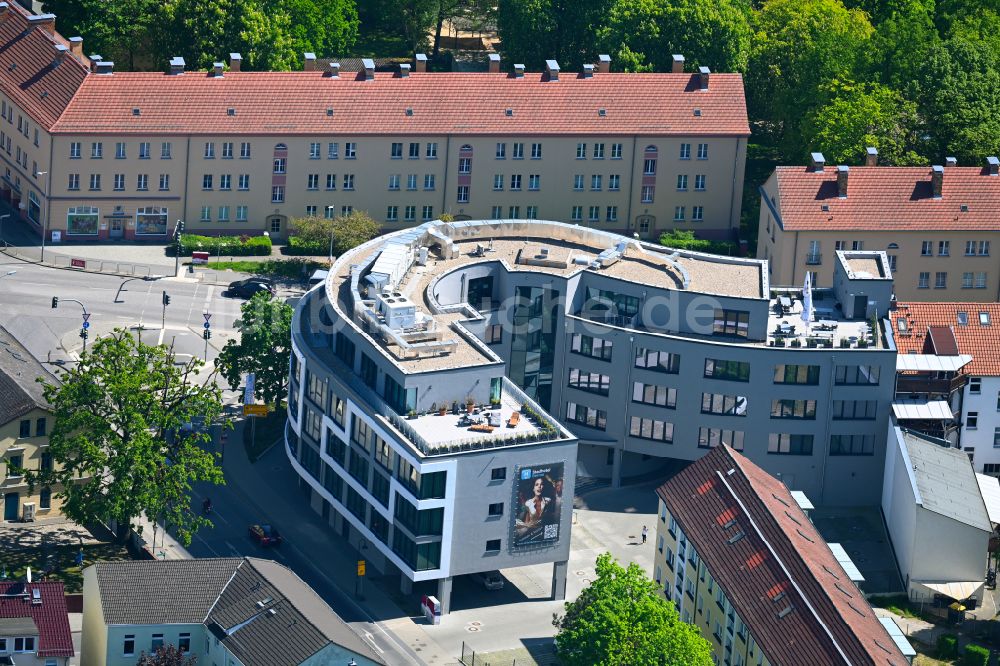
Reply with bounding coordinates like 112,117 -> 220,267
575,570 -> 586,576
469,621 -> 482,627
467,626 -> 480,632
582,578 -> 592,586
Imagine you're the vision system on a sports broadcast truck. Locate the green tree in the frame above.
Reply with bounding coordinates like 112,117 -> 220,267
867,0 -> 938,87
21,330 -> 226,546
598,0 -> 751,73
136,644 -> 198,666
553,553 -> 712,666
278,0 -> 359,58
216,291 -> 294,408
497,0 -> 612,70
802,80 -> 924,165
43,0 -> 164,70
330,210 -> 381,256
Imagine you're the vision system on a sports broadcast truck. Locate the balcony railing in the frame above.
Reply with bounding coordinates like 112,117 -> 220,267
896,375 -> 967,397
805,253 -> 822,265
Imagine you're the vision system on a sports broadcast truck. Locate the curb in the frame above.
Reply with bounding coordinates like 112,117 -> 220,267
0,245 -> 168,279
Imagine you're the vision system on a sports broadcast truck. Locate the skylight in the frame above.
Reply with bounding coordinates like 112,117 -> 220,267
980,312 -> 991,326
957,312 -> 968,326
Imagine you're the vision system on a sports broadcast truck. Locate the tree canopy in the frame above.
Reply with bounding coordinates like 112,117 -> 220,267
216,291 -> 294,408
21,330 -> 226,546
553,553 -> 713,666
136,645 -> 198,666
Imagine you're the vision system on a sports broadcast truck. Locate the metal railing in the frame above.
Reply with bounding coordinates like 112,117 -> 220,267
0,240 -> 154,277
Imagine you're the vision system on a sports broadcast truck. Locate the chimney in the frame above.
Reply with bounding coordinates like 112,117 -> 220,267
89,55 -> 102,73
169,56 -> 185,75
545,59 -> 560,81
597,54 -> 611,73
398,63 -> 410,78
53,44 -> 68,64
582,63 -> 594,78
228,53 -> 241,72
810,152 -> 825,172
865,146 -> 878,167
514,63 -> 525,78
212,61 -> 224,77
931,165 -> 943,198
698,65 -> 710,90
0,3 -> 9,24
28,14 -> 55,34
361,58 -> 375,80
837,165 -> 849,198
414,53 -> 427,73
672,54 -> 685,73
488,53 -> 500,73
945,156 -> 957,167
326,62 -> 340,77
95,61 -> 114,75
303,52 -> 316,71
987,156 -> 999,176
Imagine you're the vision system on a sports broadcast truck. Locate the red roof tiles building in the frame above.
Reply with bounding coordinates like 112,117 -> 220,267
890,302 -> 1000,376
0,580 -> 74,659
655,445 -> 909,665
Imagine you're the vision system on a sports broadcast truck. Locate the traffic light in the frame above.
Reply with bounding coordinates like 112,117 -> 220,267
162,291 -> 170,306
79,329 -> 87,340
50,296 -> 58,309
202,329 -> 212,340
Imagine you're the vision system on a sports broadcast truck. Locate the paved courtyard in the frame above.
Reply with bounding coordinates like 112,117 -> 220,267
811,505 -> 904,596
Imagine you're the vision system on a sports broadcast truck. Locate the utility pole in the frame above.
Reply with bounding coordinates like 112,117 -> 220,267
52,296 -> 90,355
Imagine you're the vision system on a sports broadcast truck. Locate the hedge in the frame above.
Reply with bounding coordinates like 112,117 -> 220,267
285,236 -> 327,256
937,634 -> 958,658
178,234 -> 271,257
962,644 -> 989,666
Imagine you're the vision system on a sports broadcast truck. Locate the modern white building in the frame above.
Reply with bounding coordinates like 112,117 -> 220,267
881,425 -> 992,604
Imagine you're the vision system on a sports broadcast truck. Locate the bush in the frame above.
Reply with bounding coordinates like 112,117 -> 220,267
659,230 -> 740,256
286,236 -> 326,256
937,633 -> 958,658
962,643 -> 989,666
178,234 -> 271,257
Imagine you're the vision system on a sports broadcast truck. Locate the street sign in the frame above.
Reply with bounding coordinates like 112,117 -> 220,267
82,313 -> 90,323
203,322 -> 210,329
357,560 -> 366,576
244,373 -> 256,405
82,321 -> 90,329
203,313 -> 212,322
243,404 -> 267,417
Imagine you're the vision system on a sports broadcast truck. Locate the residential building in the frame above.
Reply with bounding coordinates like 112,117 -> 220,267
0,326 -> 62,522
80,557 -> 385,666
758,152 -> 1000,301
654,444 -> 911,666
0,7 -> 748,242
881,426 -> 992,605
0,580 -> 74,666
291,220 -> 899,624
888,303 -> 1000,472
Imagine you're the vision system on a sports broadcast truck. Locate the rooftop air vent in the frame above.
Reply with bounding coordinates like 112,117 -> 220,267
598,108 -> 606,116
405,107 -> 413,116
131,107 -> 140,116
227,108 -> 235,116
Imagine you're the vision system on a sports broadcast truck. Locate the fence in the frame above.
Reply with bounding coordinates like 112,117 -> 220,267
0,241 -> 157,278
459,642 -> 518,666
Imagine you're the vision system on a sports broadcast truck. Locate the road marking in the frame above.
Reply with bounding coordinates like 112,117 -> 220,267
224,540 -> 241,556
193,533 -> 222,557
202,286 -> 214,314
185,283 -> 200,322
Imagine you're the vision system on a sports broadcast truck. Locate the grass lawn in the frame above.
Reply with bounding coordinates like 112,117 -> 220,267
914,653 -> 954,665
879,595 -> 924,619
2,542 -> 130,593
196,258 -> 328,280
244,412 -> 287,463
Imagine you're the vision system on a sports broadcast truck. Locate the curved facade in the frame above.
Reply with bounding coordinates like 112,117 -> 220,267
287,219 -> 896,608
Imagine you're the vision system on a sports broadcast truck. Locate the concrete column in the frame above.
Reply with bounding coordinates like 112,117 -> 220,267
437,576 -> 453,615
551,560 -> 568,600
611,447 -> 623,489
400,574 -> 413,595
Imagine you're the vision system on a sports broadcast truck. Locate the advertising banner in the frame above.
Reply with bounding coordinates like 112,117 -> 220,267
512,462 -> 564,548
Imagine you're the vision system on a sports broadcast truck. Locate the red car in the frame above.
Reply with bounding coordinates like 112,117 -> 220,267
248,524 -> 283,546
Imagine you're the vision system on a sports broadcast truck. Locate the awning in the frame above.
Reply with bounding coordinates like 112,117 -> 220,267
916,580 -> 984,601
892,399 -> 954,420
896,354 -> 973,372
976,473 -> 1000,526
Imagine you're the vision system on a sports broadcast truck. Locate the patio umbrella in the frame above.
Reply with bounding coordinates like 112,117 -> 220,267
801,273 -> 813,331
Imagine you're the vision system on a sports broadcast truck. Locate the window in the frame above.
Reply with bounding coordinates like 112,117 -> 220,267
568,368 -> 611,396
576,142 -> 586,159
386,205 -> 398,221
390,142 -> 402,159
151,634 -> 164,652
588,206 -> 599,222
493,174 -> 505,191
343,174 -> 355,190
486,538 -> 501,552
511,142 -> 524,159
698,428 -> 745,451
402,174 -> 416,191
221,141 -> 233,159
491,467 -> 506,481
968,412 -> 979,429
674,206 -> 685,221
218,206 -> 231,221
202,174 -> 213,190
115,141 -> 126,159
980,241 -> 991,256
679,143 -> 690,159
571,334 -> 613,361
921,240 -> 933,256
835,365 -> 880,385
426,142 -> 438,158
630,416 -> 674,443
832,400 -> 878,420
114,174 -> 126,191
345,142 -> 356,158
178,633 -> 191,653
88,174 -> 101,190
424,174 -> 435,190
935,272 -> 947,289
236,205 -> 247,222
704,359 -> 750,382
404,205 -> 416,221
220,174 -> 231,190
307,174 -> 319,190
713,309 -> 749,338
162,142 -> 173,158
609,174 -> 620,190
611,143 -> 623,159
19,419 -> 30,437
918,272 -> 929,289
69,141 -> 80,158
408,142 -> 419,159
830,434 -> 875,456
963,272 -> 974,288
994,427 -> 1000,449
91,141 -> 103,158
677,174 -> 688,191
635,348 -> 679,373
773,364 -> 820,384
271,185 -> 284,203
695,174 -> 706,191
488,502 -> 504,517
641,185 -> 654,203
422,205 -> 433,221
566,402 -> 607,430
571,205 -> 583,221
325,142 -> 336,159
770,399 -> 816,419
633,382 -> 677,408
606,206 -> 618,222
593,143 -> 605,158
496,142 -> 506,159
307,141 -> 320,159
768,433 -> 814,455
36,417 -> 46,437
590,174 -> 602,190
528,174 -> 540,190
573,174 -> 584,190
159,174 -> 170,191
204,142 -> 215,158
697,143 -> 708,159
238,174 -> 250,190
702,393 -> 748,416
67,173 -> 79,190
273,157 -> 285,174
981,311 -> 992,325
137,142 -> 150,159
123,635 -> 136,657
644,156 -> 657,175
510,174 -> 522,190
200,206 -> 211,222
531,142 -> 542,159
485,324 -> 502,343
939,240 -> 950,256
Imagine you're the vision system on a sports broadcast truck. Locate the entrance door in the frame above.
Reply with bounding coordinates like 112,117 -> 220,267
110,218 -> 124,238
636,215 -> 654,238
852,294 -> 867,320
4,492 -> 19,521
268,217 -> 282,237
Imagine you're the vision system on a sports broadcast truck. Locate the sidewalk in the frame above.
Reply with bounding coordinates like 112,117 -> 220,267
130,512 -> 193,560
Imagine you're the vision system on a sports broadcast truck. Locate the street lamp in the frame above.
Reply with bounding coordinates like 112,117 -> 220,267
326,206 -> 336,261
35,170 -> 48,262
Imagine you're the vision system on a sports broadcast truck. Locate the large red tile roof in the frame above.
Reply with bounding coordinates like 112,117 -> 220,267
890,302 -> 1000,376
772,166 -> 1000,232
0,3 -> 88,130
0,580 -> 74,657
656,446 -> 908,666
51,70 -> 749,136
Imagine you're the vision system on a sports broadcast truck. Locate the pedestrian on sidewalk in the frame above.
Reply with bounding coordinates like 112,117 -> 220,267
641,525 -> 648,544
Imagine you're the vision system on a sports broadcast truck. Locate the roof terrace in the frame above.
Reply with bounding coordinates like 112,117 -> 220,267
766,287 -> 885,349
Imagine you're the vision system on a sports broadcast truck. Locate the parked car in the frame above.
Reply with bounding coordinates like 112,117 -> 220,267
248,523 -> 283,546
228,278 -> 275,298
473,570 -> 504,590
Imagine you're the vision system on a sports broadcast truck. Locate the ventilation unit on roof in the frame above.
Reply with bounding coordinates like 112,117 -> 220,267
131,108 -> 140,116
598,108 -> 606,116
227,108 -> 235,116
505,108 -> 513,117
